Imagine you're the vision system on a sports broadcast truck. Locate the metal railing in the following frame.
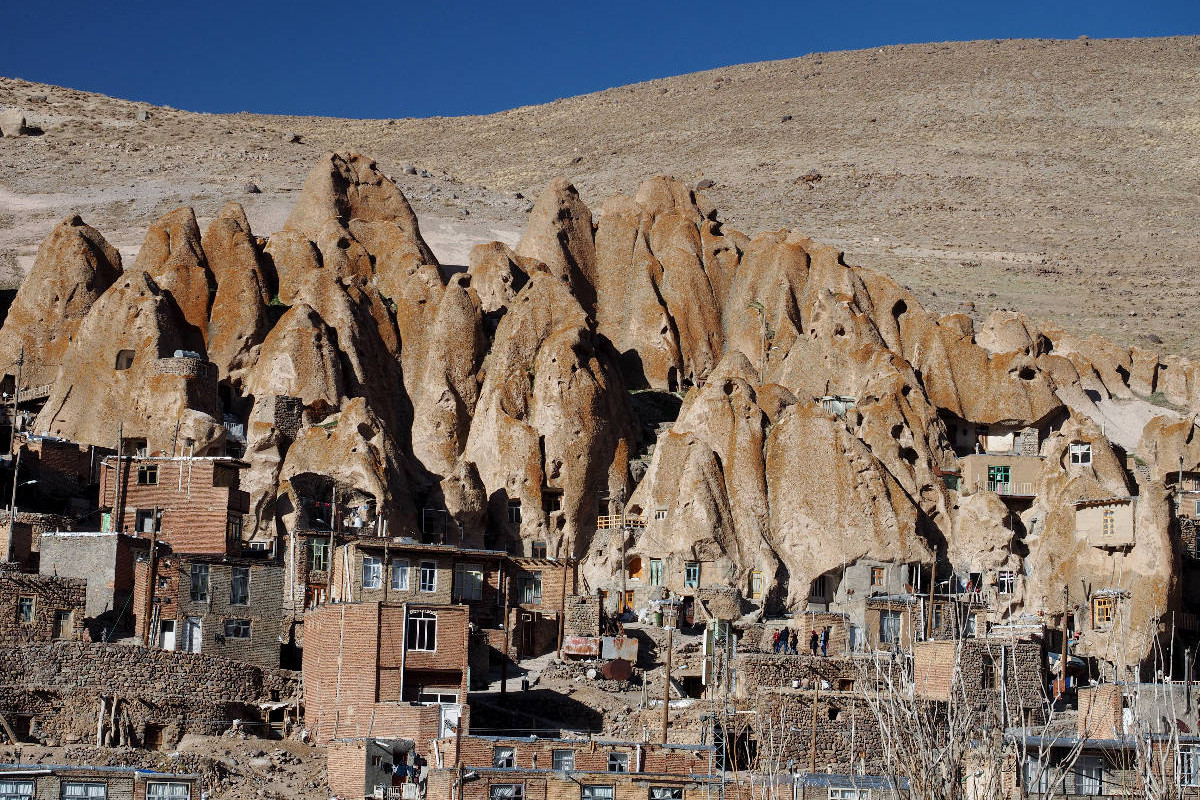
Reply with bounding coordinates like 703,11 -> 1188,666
980,480 -> 1035,496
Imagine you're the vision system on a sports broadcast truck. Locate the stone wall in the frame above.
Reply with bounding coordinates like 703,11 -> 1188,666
0,570 -> 86,644
0,641 -> 299,747
752,686 -> 885,775
563,594 -> 600,638
734,653 -> 863,698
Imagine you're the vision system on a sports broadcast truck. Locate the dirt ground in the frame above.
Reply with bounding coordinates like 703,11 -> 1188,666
3,36 -> 1200,355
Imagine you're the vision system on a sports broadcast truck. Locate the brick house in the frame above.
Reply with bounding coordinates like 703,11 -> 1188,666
0,765 -> 201,800
505,557 -> 578,658
132,552 -> 284,668
912,636 -> 1047,724
326,738 -> 423,800
40,531 -> 148,639
0,567 -> 85,643
15,433 -> 108,504
98,456 -> 250,555
302,601 -> 470,744
427,735 -> 719,800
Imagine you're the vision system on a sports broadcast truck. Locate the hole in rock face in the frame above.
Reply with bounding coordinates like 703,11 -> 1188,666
899,446 -> 919,464
901,384 -> 912,397
336,236 -> 350,250
723,381 -> 735,396
828,707 -> 840,721
892,299 -> 908,319
890,424 -> 904,439
1018,366 -> 1036,381
834,325 -> 846,337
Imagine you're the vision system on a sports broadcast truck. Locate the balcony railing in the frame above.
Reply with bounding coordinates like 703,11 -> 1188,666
597,514 -> 646,530
979,480 -> 1035,497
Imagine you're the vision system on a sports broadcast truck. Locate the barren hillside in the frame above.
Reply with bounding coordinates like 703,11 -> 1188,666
2,35 -> 1199,352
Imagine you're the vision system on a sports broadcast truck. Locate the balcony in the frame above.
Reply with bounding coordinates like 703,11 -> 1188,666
982,480 -> 1035,498
597,514 -> 646,530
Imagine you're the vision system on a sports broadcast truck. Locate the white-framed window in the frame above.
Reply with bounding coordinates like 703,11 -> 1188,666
607,752 -> 628,772
489,786 -> 524,800
654,508 -> 667,521
1179,744 -> 1200,787
146,784 -> 191,800
362,556 -> 382,589
419,561 -> 437,592
1076,755 -> 1103,794
521,572 -> 543,604
1070,442 -> 1093,465
308,540 -> 329,572
391,558 -> 410,591
224,619 -> 251,639
581,788 -> 614,800
879,610 -> 902,645
507,500 -> 522,524
62,783 -> 107,800
1024,757 -> 1058,793
406,610 -> 436,651
552,749 -> 574,770
230,566 -> 250,605
829,790 -> 870,800
454,564 -> 484,601
493,746 -> 515,768
0,782 -> 32,800
997,570 -> 1015,595
417,691 -> 458,705
649,790 -> 684,800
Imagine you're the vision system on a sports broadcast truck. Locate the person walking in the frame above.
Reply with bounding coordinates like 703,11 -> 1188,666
789,629 -> 799,655
820,626 -> 830,656
772,629 -> 781,653
809,629 -> 819,656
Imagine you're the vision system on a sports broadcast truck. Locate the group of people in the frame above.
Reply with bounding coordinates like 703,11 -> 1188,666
772,625 -> 833,656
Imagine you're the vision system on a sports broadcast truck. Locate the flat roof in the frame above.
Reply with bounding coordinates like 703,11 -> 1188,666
0,764 -> 199,780
449,734 -> 715,752
101,455 -> 249,467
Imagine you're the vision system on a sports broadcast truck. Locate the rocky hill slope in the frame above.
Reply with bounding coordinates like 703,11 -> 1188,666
5,151 -> 1200,670
2,36 -> 1200,354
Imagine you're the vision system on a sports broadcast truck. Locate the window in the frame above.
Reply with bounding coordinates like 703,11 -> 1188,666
224,619 -> 251,639
362,556 -> 382,589
987,464 -> 1010,491
829,791 -> 870,800
454,564 -> 483,601
649,559 -> 663,586
997,570 -> 1015,595
391,559 -> 410,591
1076,756 -> 1103,794
607,752 -> 628,772
1093,595 -> 1116,626
493,746 -> 516,768
1024,758 -> 1058,794
62,783 -> 106,800
419,561 -> 437,593
137,464 -> 159,485
627,556 -> 643,580
0,782 -> 33,800
1179,745 -> 1200,787
552,749 -> 575,770
507,500 -> 522,525
406,610 -> 436,651
417,691 -> 458,705
879,610 -> 902,645
521,572 -> 543,604
145,784 -> 191,800
649,790 -> 684,800
654,508 -> 667,521
811,575 -> 828,600
135,508 -> 157,533
543,492 -> 562,512
53,610 -> 72,639
871,567 -> 885,587
685,562 -> 700,588
981,654 -> 997,689
230,566 -> 250,605
489,787 -> 524,800
581,787 -> 614,800
531,541 -> 547,558
750,570 -> 764,600
1102,508 -> 1115,537
308,540 -> 329,572
17,597 -> 32,625
114,350 -> 135,370
226,515 -> 243,541
1070,442 -> 1093,465
190,564 -> 209,602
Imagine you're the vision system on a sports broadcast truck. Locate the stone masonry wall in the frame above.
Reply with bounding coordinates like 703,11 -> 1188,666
564,594 -> 600,637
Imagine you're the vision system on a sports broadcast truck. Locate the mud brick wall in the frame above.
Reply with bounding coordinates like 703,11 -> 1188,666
20,437 -> 97,498
735,654 -> 863,697
752,687 -> 885,774
0,641 -> 298,746
912,638 -> 1046,722
564,594 -> 600,637
0,571 -> 86,643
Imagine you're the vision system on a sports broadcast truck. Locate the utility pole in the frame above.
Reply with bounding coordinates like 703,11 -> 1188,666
926,546 -> 938,639
661,624 -> 673,744
500,564 -> 511,695
8,347 -> 22,456
808,673 -> 820,773
143,506 -> 160,646
5,446 -> 21,563
619,487 -> 628,616
1060,585 -> 1070,698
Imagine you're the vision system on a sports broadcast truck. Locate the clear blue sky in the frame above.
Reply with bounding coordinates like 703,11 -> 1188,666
2,0 -> 1197,118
